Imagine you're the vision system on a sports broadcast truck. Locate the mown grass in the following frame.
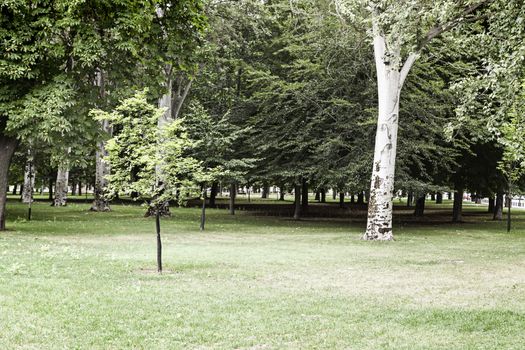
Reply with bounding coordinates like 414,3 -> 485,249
1,198 -> 525,349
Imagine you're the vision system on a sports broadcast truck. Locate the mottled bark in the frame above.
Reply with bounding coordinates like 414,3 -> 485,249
54,165 -> 69,206
493,192 -> 503,220
0,135 -> 18,231
22,152 -> 36,204
92,71 -> 111,212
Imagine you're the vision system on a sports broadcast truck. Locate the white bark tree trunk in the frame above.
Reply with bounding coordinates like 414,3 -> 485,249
22,151 -> 36,204
54,165 -> 69,206
363,31 -> 416,240
91,70 -> 111,212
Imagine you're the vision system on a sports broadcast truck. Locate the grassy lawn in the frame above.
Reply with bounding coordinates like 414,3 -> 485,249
1,199 -> 525,349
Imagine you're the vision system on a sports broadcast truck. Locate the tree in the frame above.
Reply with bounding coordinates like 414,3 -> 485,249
97,91 -> 201,272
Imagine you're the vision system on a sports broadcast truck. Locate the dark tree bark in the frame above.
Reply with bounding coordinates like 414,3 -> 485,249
332,190 -> 337,200
452,189 -> 463,222
209,182 -> 218,207
229,182 -> 236,215
320,188 -> 326,203
200,187 -> 206,231
414,194 -> 426,217
48,176 -> 54,201
494,192 -> 503,220
301,178 -> 308,214
71,181 -> 77,196
0,135 -> 18,231
78,181 -> 82,196
11,184 -> 17,195
436,192 -> 443,204
339,192 -> 345,208
407,192 -> 413,207
357,192 -> 364,204
261,182 -> 269,199
293,183 -> 301,220
279,185 -> 285,201
314,191 -> 320,201
488,196 -> 495,213
430,193 -> 436,201
350,194 -> 355,204
447,192 -> 452,200
507,193 -> 512,233
155,208 -> 162,273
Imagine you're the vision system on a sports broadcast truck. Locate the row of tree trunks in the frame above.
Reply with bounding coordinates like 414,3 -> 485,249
0,135 -> 18,231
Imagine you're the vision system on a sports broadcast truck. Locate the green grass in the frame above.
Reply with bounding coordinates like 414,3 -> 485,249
1,199 -> 525,349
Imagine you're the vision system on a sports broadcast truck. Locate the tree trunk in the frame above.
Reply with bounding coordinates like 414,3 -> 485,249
407,192 -> 413,207
22,153 -> 36,204
261,182 -> 269,199
357,192 -> 364,204
350,194 -> 355,204
279,185 -> 285,201
430,192 -> 435,201
92,70 -> 112,212
452,189 -> 463,222
78,181 -> 82,196
414,194 -> 426,217
488,196 -> 495,213
11,184 -> 17,195
494,192 -> 503,220
48,176 -> 54,201
339,192 -> 345,208
364,32 -> 416,240
301,178 -> 308,214
436,192 -> 443,204
332,190 -> 337,200
447,192 -> 452,200
200,187 -> 206,231
293,183 -> 301,220
54,165 -> 69,206
71,181 -> 77,196
320,188 -> 326,203
229,182 -> 236,215
314,191 -> 320,201
156,208 -> 162,273
0,135 -> 18,231
210,182 -> 218,207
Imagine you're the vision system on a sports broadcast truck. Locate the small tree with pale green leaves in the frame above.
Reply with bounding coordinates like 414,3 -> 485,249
92,91 -> 202,272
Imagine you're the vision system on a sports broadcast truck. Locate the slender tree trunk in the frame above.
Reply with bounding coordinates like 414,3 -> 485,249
407,192 -> 413,207
229,182 -> 236,215
293,183 -> 301,220
71,181 -> 76,196
156,208 -> 162,273
48,176 -> 54,201
54,165 -> 69,206
350,194 -> 355,204
436,192 -> 443,204
320,188 -> 326,203
332,190 -> 337,200
279,185 -> 285,201
11,184 -> 17,195
78,181 -> 82,196
430,192 -> 435,201
507,192 -> 512,233
357,192 -> 364,204
488,196 -> 495,213
92,70 -> 111,212
301,178 -> 308,214
452,189 -> 463,222
339,192 -> 345,208
261,182 -> 269,199
494,192 -> 503,220
414,193 -> 426,217
0,136 -> 18,231
315,191 -> 320,201
22,152 -> 36,204
210,182 -> 218,207
200,187 -> 206,231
